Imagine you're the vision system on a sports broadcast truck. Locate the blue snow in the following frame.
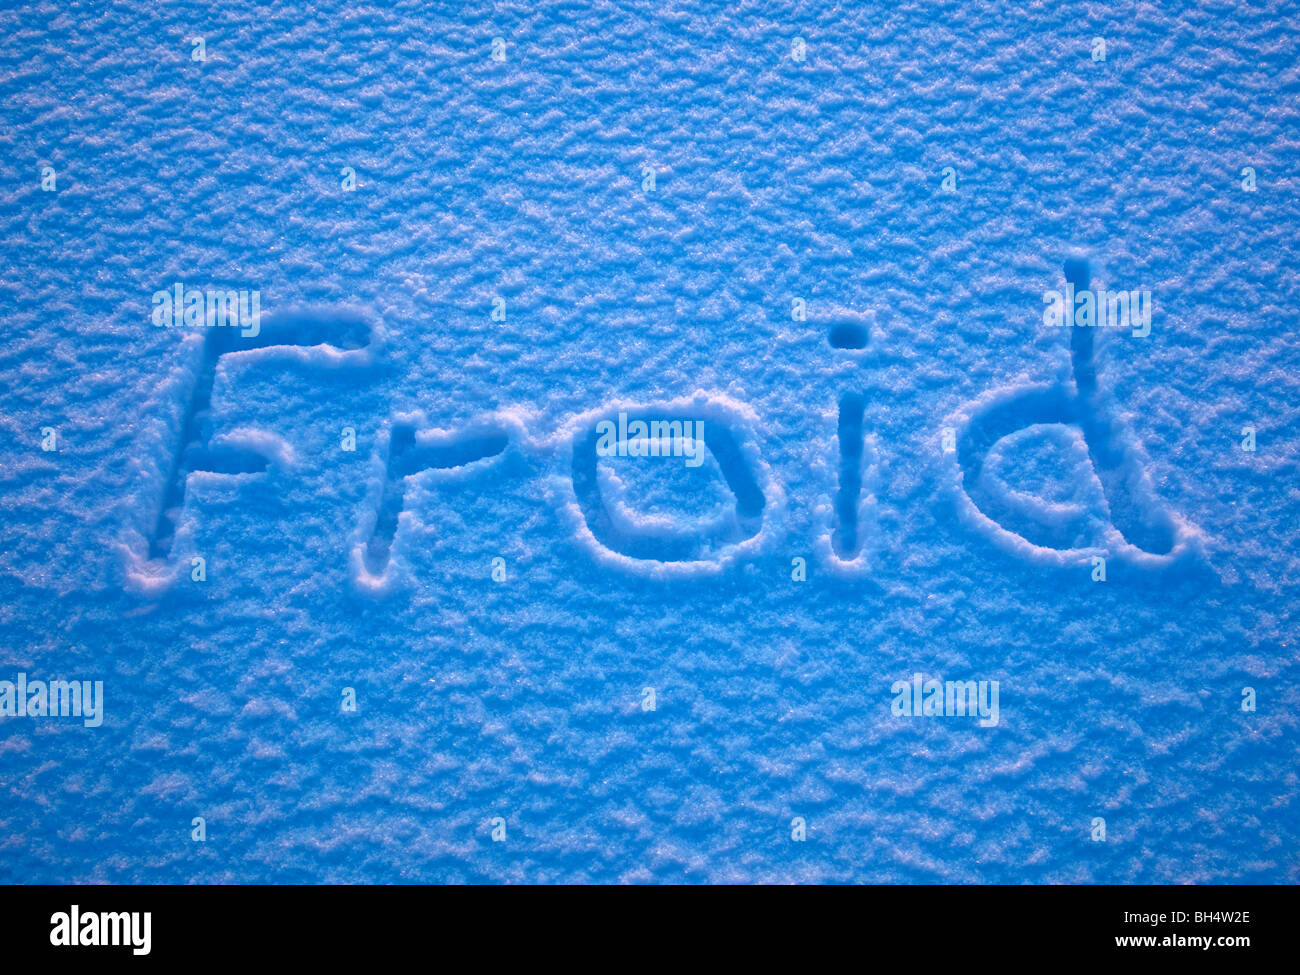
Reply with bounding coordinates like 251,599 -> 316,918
0,0 -> 1297,883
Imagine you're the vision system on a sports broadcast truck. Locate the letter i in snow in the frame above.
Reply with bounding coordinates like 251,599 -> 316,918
827,320 -> 871,561
834,390 -> 867,560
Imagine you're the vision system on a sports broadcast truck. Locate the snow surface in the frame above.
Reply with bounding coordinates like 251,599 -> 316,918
1,0 -> 1297,883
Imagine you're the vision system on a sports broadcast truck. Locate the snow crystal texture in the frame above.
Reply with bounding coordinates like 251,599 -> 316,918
1,0 -> 1297,883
